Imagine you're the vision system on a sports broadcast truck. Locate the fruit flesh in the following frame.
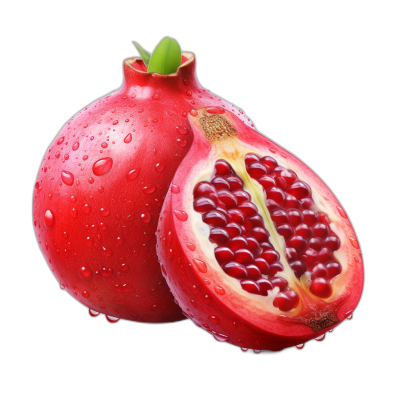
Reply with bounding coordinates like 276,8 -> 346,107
157,107 -> 364,350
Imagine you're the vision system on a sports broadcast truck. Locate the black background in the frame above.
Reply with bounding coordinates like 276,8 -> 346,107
16,9 -> 373,384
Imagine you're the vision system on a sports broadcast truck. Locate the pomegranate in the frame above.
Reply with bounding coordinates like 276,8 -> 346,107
157,107 -> 364,349
32,44 -> 251,322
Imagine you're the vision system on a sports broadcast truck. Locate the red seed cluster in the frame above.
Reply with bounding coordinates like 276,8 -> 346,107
244,153 -> 342,299
193,159 -> 299,311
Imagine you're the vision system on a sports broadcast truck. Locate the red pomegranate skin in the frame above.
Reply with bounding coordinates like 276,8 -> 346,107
157,108 -> 364,348
32,54 -> 251,322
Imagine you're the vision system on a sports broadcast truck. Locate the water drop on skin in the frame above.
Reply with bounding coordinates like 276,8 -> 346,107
143,185 -> 156,194
61,171 -> 74,186
315,334 -> 325,341
171,184 -> 180,194
89,309 -> 100,317
44,210 -> 55,228
124,133 -> 132,143
93,157 -> 113,176
72,141 -> 80,151
126,169 -> 140,181
141,212 -> 151,223
105,315 -> 120,323
296,343 -> 305,349
173,210 -> 188,221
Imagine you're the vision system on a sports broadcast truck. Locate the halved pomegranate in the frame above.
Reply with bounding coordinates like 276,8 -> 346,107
157,107 -> 363,350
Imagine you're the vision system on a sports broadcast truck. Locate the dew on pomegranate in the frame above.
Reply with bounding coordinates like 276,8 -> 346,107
93,157 -> 113,176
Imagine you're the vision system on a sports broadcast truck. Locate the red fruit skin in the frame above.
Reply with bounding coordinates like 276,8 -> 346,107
32,54 -> 251,322
157,108 -> 364,349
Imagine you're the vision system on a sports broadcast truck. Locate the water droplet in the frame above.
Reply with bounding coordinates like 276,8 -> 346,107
88,177 -> 94,184
193,259 -> 207,273
253,349 -> 261,354
205,106 -> 225,114
212,332 -> 229,342
177,138 -> 188,147
214,286 -> 225,295
186,243 -> 196,251
83,204 -> 91,215
152,93 -> 159,100
115,283 -> 130,292
186,90 -> 192,96
176,126 -> 188,135
84,123 -> 88,128
99,207 -> 110,217
70,195 -> 77,203
57,136 -> 65,145
315,334 -> 325,341
105,315 -> 120,323
117,237 -> 123,245
55,152 -> 60,158
44,210 -> 55,228
345,310 -> 353,320
337,205 -> 348,218
171,184 -> 180,194
93,157 -> 113,176
82,290 -> 90,298
143,185 -> 155,194
141,212 -> 151,223
203,294 -> 212,304
71,207 -> 78,217
329,328 -> 334,333
349,236 -> 360,249
72,141 -> 80,151
101,142 -> 108,148
89,309 -> 100,317
60,282 -> 65,289
85,237 -> 93,247
124,133 -> 133,143
61,170 -> 74,186
155,163 -> 165,172
126,169 -> 140,181
173,210 -> 188,221
208,315 -> 220,324
64,154 -> 69,160
102,246 -> 112,257
101,267 -> 113,277
241,348 -> 248,352
80,266 -> 92,279
189,110 -> 198,117
296,343 -> 305,349
98,186 -> 104,193
112,120 -> 119,125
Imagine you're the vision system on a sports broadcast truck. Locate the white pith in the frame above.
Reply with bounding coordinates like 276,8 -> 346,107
190,140 -> 347,314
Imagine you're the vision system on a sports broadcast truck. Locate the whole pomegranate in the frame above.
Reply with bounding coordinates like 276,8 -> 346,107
32,40 -> 251,322
157,107 -> 364,349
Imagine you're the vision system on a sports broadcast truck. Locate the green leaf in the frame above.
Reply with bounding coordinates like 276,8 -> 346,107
147,37 -> 182,75
132,41 -> 151,67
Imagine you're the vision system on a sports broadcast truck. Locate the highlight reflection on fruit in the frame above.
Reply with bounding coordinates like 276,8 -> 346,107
33,37 -> 363,350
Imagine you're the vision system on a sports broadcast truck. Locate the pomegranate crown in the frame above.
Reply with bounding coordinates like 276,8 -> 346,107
133,37 -> 182,75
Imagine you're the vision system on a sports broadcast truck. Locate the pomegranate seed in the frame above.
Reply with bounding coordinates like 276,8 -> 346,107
288,236 -> 307,253
224,262 -> 248,279
309,278 -> 332,298
228,209 -> 246,224
286,290 -> 300,308
238,201 -> 258,217
285,194 -> 300,208
211,176 -> 230,190
275,176 -> 288,191
246,265 -> 262,280
309,237 -> 322,251
247,162 -> 267,179
257,278 -> 273,295
326,262 -> 342,278
287,181 -> 310,199
214,159 -> 232,176
271,277 -> 288,291
209,228 -> 230,246
266,187 -> 285,205
300,198 -> 313,210
215,247 -> 234,264
319,247 -> 333,262
287,209 -> 303,226
247,237 -> 261,255
301,248 -> 319,267
244,153 -> 260,164
259,156 -> 277,171
248,215 -> 264,228
303,210 -> 318,226
276,224 -> 294,239
311,264 -> 329,279
217,190 -> 238,209
254,258 -> 269,275
280,169 -> 298,185
313,223 -> 329,239
194,182 -> 218,202
251,227 -> 270,242
286,247 -> 298,261
226,176 -> 243,190
228,236 -> 248,251
271,210 -> 289,225
233,190 -> 251,204
193,197 -> 216,212
273,292 -> 293,311
260,242 -> 273,251
240,280 -> 261,295
324,236 -> 340,251
225,222 -> 242,238
202,210 -> 227,227
234,249 -> 254,265
290,261 -> 306,278
241,220 -> 253,235
319,212 -> 330,225
258,176 -> 276,190
261,249 -> 280,263
295,223 -> 312,239
269,263 -> 284,276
